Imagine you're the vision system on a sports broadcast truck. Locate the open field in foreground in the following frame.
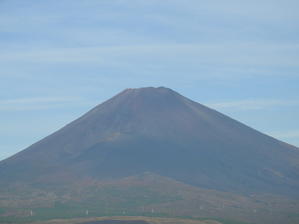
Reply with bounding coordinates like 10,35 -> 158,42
31,216 -> 228,224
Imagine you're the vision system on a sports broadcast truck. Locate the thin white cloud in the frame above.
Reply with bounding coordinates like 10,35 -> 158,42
270,130 -> 299,139
0,97 -> 79,104
207,99 -> 299,110
1,43 -> 298,68
0,97 -> 89,111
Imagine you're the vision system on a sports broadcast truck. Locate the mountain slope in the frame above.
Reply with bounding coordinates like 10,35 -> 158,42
1,87 -> 299,195
0,87 -> 299,224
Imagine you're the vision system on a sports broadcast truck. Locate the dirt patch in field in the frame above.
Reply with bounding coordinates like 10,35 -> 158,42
80,220 -> 149,224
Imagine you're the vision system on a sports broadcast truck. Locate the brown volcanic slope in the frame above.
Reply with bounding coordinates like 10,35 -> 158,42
0,87 -> 299,223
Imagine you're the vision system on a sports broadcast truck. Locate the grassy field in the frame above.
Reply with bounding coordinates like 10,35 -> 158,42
31,216 -> 233,224
1,174 -> 298,224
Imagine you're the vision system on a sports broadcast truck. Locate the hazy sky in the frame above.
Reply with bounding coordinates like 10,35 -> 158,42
1,0 -> 299,160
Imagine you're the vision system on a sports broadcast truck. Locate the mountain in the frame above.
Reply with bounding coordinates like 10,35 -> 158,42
0,87 -> 299,224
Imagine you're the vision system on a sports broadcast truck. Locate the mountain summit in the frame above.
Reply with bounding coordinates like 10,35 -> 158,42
0,87 -> 299,223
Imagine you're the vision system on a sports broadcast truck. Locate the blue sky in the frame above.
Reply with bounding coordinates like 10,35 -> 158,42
0,0 -> 299,160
